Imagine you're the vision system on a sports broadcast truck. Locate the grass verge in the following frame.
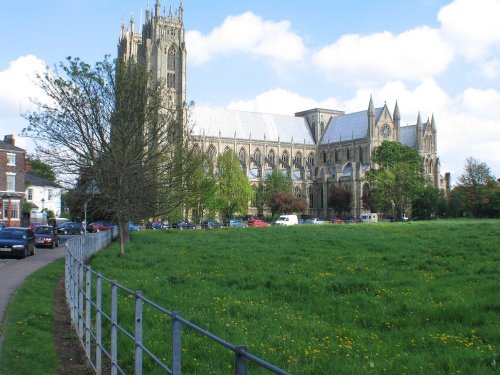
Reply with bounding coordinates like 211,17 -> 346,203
88,219 -> 500,374
0,259 -> 64,375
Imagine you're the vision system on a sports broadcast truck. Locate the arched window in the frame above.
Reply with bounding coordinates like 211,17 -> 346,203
253,149 -> 261,164
251,185 -> 258,207
307,153 -> 314,167
167,45 -> 176,71
294,152 -> 302,167
267,149 -> 275,167
335,150 -> 340,162
294,186 -> 302,198
238,148 -> 246,163
346,148 -> 351,161
320,121 -> 325,138
322,151 -> 327,163
358,146 -> 364,163
281,151 -> 289,165
206,144 -> 217,162
308,187 -> 313,208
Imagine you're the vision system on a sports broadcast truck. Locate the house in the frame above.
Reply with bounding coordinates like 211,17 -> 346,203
25,171 -> 62,224
0,135 -> 27,227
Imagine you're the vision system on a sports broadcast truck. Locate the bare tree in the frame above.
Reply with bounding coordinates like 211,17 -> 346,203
23,56 -> 198,255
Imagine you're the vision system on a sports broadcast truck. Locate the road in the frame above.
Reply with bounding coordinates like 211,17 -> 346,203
0,236 -> 73,352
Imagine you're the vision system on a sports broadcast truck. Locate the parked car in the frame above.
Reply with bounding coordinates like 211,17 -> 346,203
224,219 -> 247,228
0,228 -> 36,258
304,218 -> 326,224
148,221 -> 169,230
57,222 -> 84,235
28,222 -> 44,231
275,214 -> 299,226
87,221 -> 115,233
248,219 -> 270,227
34,226 -> 60,248
172,221 -> 197,230
128,222 -> 141,231
201,220 -> 222,229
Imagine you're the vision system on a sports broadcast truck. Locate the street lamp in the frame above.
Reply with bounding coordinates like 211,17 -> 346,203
41,198 -> 46,224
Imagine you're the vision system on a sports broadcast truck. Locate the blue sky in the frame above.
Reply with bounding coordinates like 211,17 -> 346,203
1,0 -> 499,181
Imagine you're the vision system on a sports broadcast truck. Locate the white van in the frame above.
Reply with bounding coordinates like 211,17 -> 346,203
360,213 -> 378,223
275,214 -> 299,226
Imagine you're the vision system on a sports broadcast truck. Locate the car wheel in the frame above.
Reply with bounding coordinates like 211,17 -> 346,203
31,247 -> 36,256
22,247 -> 28,259
51,241 -> 56,249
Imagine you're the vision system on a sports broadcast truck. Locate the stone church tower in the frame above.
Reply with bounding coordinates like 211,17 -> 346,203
118,0 -> 187,113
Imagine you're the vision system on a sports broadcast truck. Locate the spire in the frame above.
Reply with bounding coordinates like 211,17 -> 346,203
169,4 -> 173,18
416,112 -> 423,151
368,94 -> 375,139
368,94 -> 374,114
416,112 -> 422,128
155,0 -> 160,17
129,16 -> 135,33
178,0 -> 183,19
431,114 -> 436,132
393,100 -> 400,121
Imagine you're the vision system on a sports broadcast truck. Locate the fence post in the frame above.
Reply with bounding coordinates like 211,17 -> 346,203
78,263 -> 84,339
85,268 -> 92,358
96,275 -> 102,375
135,291 -> 143,375
111,282 -> 118,375
172,312 -> 182,375
72,255 -> 78,326
235,345 -> 248,375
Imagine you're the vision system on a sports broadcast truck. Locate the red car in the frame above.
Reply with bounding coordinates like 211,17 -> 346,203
34,226 -> 60,248
86,221 -> 114,233
248,219 -> 270,227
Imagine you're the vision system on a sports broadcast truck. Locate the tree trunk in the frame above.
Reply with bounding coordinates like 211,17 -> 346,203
118,220 -> 129,257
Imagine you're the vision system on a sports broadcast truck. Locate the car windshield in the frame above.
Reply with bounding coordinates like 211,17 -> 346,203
0,230 -> 25,239
34,227 -> 54,235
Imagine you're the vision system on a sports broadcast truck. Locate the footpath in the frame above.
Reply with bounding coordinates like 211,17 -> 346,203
0,246 -> 66,352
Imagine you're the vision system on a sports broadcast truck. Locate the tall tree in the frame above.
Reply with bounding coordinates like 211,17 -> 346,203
214,150 -> 252,220
412,186 -> 446,220
23,56 -> 198,255
268,191 -> 307,216
256,169 -> 292,215
456,157 -> 497,217
28,157 -> 57,182
365,141 -> 424,221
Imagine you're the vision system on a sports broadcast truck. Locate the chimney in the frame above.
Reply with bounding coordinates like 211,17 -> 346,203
3,134 -> 15,146
25,158 -> 31,173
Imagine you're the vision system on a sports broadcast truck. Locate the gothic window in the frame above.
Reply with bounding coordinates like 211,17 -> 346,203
335,150 -> 340,162
238,148 -> 246,163
167,73 -> 176,89
346,148 -> 351,161
281,151 -> 289,166
320,121 -> 325,137
267,150 -> 275,167
322,151 -> 327,163
253,149 -> 261,164
167,45 -> 176,71
251,185 -> 258,207
294,152 -> 302,167
206,145 -> 217,162
307,153 -> 314,167
308,187 -> 313,208
359,146 -> 364,163
292,169 -> 301,181
294,186 -> 301,198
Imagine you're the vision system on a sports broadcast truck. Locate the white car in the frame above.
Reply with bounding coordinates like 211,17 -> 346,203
304,218 -> 326,224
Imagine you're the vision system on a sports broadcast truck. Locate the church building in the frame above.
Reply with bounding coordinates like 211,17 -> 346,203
118,1 -> 447,219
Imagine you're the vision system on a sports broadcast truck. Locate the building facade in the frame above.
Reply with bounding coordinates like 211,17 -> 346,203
0,135 -> 27,227
119,1 -> 447,218
25,172 -> 62,224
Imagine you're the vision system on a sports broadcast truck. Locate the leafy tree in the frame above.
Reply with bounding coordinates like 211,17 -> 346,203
412,186 -> 446,220
456,157 -> 497,217
23,56 -> 199,256
214,150 -> 252,220
28,157 -> 56,182
327,186 -> 352,215
365,141 -> 424,221
256,169 -> 292,215
268,192 -> 307,216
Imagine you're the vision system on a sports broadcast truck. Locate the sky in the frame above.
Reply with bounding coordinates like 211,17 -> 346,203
1,0 -> 499,183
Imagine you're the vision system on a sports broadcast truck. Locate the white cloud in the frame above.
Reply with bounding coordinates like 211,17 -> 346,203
0,55 -> 47,116
186,11 -> 306,66
438,0 -> 500,61
478,59 -> 500,80
312,27 -> 454,85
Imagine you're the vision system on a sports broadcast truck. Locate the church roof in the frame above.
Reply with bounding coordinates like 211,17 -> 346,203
400,125 -> 417,148
320,107 -> 383,145
190,107 -> 315,145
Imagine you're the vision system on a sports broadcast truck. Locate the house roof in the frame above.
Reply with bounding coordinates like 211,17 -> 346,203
190,107 -> 315,145
25,172 -> 61,188
320,107 -> 384,145
0,140 -> 25,152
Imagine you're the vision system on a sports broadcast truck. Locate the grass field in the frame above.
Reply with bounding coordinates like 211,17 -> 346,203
0,259 -> 63,375
88,219 -> 499,374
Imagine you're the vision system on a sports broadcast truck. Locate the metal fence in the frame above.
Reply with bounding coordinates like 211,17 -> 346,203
65,231 -> 291,375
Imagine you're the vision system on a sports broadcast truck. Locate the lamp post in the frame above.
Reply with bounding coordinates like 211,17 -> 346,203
41,198 -> 46,224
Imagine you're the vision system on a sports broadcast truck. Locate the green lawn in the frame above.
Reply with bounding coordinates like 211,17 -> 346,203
0,259 -> 64,375
88,219 -> 500,374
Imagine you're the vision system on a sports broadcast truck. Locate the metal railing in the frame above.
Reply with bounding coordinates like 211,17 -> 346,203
65,231 -> 291,375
